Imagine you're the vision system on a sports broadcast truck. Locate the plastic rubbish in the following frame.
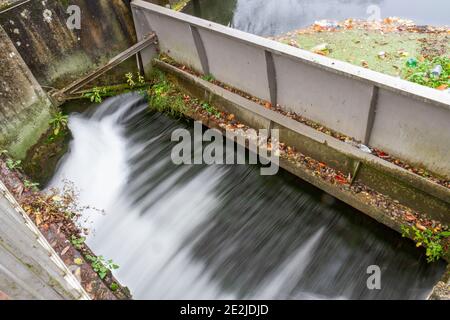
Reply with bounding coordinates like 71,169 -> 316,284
431,65 -> 443,78
311,43 -> 331,55
406,58 -> 418,67
314,20 -> 339,29
378,51 -> 386,59
359,144 -> 372,154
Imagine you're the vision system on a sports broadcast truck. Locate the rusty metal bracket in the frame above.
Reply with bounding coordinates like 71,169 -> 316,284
51,32 -> 158,105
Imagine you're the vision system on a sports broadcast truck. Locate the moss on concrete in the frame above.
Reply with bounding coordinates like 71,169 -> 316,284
277,25 -> 449,77
0,0 -> 138,88
4,98 -> 53,160
0,25 -> 53,160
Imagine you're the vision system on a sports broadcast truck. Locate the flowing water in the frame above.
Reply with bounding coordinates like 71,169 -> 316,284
184,0 -> 450,36
49,94 -> 445,299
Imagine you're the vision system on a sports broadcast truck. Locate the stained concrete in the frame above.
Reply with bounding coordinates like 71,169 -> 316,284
0,0 -> 138,88
0,181 -> 89,300
0,25 -> 53,159
155,59 -> 450,227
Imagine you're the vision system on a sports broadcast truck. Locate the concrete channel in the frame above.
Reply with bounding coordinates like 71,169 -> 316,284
0,0 -> 449,300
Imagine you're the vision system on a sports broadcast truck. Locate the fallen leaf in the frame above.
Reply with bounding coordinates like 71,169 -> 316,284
415,222 -> 427,231
74,258 -> 83,265
404,212 -> 416,222
35,213 -> 42,226
334,175 -> 347,184
61,246 -> 70,256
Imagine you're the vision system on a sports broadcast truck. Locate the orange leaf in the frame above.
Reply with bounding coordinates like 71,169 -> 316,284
404,212 -> 416,222
334,175 -> 347,184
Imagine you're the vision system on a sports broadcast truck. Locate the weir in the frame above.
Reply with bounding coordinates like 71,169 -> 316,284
47,94 -> 446,299
0,0 -> 449,300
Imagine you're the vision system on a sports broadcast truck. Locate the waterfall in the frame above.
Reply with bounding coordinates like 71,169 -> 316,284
49,93 -> 444,299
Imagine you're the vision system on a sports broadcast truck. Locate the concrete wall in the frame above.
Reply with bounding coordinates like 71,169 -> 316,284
0,0 -> 137,88
157,59 -> 450,224
0,181 -> 89,300
131,0 -> 450,179
0,0 -> 142,158
0,25 -> 53,159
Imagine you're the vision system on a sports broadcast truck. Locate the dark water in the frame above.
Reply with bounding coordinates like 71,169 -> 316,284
184,0 -> 450,36
50,94 -> 444,299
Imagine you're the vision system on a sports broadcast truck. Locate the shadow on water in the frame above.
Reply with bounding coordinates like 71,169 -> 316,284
50,94 -> 445,299
183,0 -> 450,36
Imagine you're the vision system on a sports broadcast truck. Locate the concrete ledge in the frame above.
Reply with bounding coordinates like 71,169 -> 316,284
155,59 -> 450,224
0,181 -> 89,300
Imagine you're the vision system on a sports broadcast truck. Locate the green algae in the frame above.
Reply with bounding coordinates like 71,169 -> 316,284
280,29 -> 449,77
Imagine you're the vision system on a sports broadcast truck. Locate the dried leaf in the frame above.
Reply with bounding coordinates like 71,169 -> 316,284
61,246 -> 70,256
415,222 -> 427,231
404,212 -> 416,222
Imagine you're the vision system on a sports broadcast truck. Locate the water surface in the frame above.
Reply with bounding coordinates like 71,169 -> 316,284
49,94 -> 445,299
184,0 -> 450,36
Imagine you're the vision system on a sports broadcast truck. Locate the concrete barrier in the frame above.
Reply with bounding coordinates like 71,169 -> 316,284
0,181 -> 89,300
0,26 -> 53,160
156,59 -> 450,225
131,0 -> 450,179
0,0 -> 137,88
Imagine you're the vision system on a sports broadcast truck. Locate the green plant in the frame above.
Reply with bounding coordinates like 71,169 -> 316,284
110,282 -> 119,292
402,225 -> 450,262
125,72 -> 136,88
24,180 -> 40,191
201,74 -> 215,82
0,150 -> 8,156
137,73 -> 145,85
201,102 -> 221,118
70,235 -> 86,250
49,111 -> 69,137
6,158 -> 22,170
83,87 -> 106,103
402,56 -> 450,89
85,255 -> 119,280
148,73 -> 186,117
